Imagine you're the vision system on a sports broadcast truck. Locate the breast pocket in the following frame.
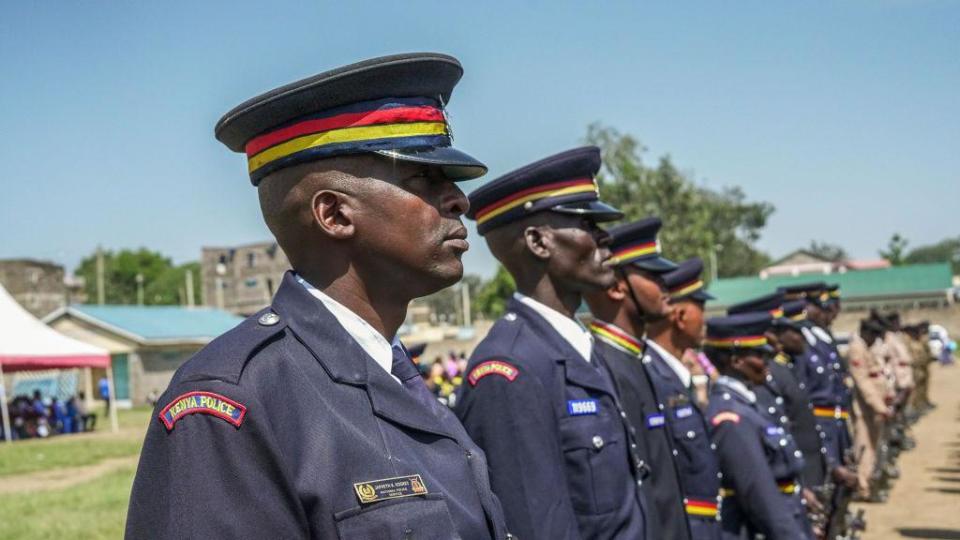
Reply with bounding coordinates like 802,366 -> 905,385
333,493 -> 462,540
559,415 -> 624,515
759,426 -> 793,479
670,407 -> 712,477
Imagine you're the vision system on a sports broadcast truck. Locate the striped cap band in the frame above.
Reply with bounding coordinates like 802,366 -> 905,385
789,311 -> 807,321
244,97 -> 450,183
769,308 -> 784,319
829,290 -> 841,298
589,320 -> 642,355
703,335 -> 768,348
609,240 -> 660,266
671,279 -> 704,298
474,178 -> 598,226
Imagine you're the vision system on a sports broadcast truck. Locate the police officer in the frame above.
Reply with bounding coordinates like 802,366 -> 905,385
126,53 -> 510,539
582,218 -> 694,540
704,312 -> 813,540
455,147 -> 652,540
780,283 -> 853,482
643,257 -> 725,540
848,318 -> 892,500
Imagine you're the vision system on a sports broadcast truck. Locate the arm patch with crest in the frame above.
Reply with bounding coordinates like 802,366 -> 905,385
711,411 -> 740,426
159,391 -> 247,431
468,360 -> 519,386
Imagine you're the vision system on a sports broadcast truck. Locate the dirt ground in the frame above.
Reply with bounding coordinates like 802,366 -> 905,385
851,361 -> 960,539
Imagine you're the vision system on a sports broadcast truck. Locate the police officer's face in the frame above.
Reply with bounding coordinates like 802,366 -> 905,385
358,160 -> 470,295
623,268 -> 670,321
776,327 -> 806,355
733,352 -> 768,385
538,214 -> 615,292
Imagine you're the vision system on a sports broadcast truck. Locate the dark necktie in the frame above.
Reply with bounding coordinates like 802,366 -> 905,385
390,344 -> 438,410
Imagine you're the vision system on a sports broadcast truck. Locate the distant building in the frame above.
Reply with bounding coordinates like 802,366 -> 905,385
44,305 -> 243,406
708,262 -> 955,312
201,242 -> 290,315
0,258 -> 70,318
759,249 -> 890,278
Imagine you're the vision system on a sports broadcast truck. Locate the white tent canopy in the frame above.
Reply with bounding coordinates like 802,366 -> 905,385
0,283 -> 114,441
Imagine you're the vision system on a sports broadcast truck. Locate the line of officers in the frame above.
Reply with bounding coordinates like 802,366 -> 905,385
124,53 -> 939,540
449,146 -> 937,540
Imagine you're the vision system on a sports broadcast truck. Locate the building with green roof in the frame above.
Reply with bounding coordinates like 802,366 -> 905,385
706,262 -> 955,312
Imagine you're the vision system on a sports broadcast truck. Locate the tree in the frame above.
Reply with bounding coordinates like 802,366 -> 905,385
905,236 -> 960,274
807,240 -> 849,262
75,248 -> 201,305
879,233 -> 909,266
474,266 -> 516,318
586,123 -> 774,279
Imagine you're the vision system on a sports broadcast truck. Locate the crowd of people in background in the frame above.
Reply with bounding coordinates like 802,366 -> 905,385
4,390 -> 96,440
415,349 -> 469,408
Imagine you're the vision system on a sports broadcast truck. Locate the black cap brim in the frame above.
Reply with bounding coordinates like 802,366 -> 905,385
690,290 -> 715,302
375,147 -> 487,181
631,256 -> 678,273
551,200 -> 623,222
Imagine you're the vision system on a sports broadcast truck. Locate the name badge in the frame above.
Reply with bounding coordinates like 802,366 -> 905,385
354,474 -> 428,504
567,399 -> 599,416
646,413 -> 666,428
765,426 -> 782,436
675,406 -> 694,419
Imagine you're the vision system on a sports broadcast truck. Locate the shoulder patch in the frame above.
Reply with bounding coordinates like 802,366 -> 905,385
468,360 -> 519,386
159,391 -> 247,431
711,411 -> 740,426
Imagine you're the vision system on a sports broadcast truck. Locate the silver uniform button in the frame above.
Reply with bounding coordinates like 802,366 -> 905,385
505,312 -> 517,321
258,312 -> 280,326
779,439 -> 788,447
686,430 -> 696,439
592,435 -> 604,449
768,406 -> 776,414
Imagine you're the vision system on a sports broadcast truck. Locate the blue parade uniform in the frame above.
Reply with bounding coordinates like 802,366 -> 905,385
127,272 -> 508,539
455,297 -> 651,540
591,321 -> 692,540
707,376 -> 813,540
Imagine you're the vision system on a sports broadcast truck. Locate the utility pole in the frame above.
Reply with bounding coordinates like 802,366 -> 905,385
709,243 -> 724,283
136,273 -> 144,306
96,246 -> 105,305
215,263 -> 226,310
185,269 -> 195,308
461,283 -> 472,327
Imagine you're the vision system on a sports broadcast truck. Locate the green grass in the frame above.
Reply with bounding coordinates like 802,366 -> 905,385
0,407 -> 152,476
0,466 -> 135,540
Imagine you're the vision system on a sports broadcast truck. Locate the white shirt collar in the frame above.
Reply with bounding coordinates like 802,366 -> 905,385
645,339 -> 692,388
297,275 -> 400,383
717,375 -> 757,403
514,292 -> 593,363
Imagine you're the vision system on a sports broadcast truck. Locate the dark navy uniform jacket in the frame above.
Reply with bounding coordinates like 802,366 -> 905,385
794,323 -> 851,470
126,272 -> 508,540
591,326 -> 690,540
707,377 -> 813,540
755,355 -> 828,487
642,342 -> 723,540
455,298 -> 649,540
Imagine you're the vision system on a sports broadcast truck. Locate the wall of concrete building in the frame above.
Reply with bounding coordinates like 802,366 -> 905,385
201,242 -> 290,315
0,259 -> 67,318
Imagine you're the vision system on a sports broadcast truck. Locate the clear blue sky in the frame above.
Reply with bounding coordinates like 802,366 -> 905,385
2,1 -> 957,278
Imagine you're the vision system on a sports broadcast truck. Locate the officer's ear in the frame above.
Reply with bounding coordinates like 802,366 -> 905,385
606,276 -> 628,302
311,190 -> 357,239
523,225 -> 552,260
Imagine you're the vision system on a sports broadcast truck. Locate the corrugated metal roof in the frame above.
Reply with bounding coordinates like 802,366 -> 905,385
67,305 -> 244,343
706,262 -> 954,307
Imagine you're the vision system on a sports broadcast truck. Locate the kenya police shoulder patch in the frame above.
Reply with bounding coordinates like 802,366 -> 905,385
159,391 -> 247,431
711,411 -> 740,426
468,360 -> 519,386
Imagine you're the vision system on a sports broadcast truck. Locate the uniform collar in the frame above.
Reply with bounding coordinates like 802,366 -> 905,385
716,375 -> 757,403
645,339 -> 692,388
296,274 -> 400,383
513,292 -> 593,363
588,319 -> 643,356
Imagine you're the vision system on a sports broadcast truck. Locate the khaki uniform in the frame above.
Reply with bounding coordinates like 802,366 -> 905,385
885,332 -> 915,391
908,333 -> 934,410
848,334 -> 889,496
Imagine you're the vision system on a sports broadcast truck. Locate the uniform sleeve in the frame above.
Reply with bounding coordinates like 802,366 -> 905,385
711,419 -> 806,540
456,362 -> 581,540
125,380 -> 307,540
847,340 -> 887,413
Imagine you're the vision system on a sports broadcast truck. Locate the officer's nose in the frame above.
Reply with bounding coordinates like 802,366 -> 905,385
441,180 -> 470,218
